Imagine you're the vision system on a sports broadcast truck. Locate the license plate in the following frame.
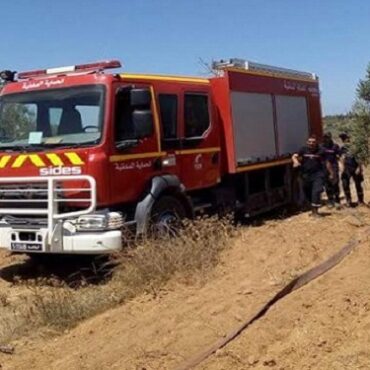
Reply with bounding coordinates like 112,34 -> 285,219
11,242 -> 42,252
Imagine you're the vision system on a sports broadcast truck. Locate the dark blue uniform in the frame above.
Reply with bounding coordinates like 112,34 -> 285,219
298,146 -> 326,207
341,144 -> 364,204
321,141 -> 340,205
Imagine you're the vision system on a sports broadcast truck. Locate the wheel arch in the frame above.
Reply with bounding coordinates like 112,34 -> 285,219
134,175 -> 193,234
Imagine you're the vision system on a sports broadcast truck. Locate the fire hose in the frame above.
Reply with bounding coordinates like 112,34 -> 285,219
174,226 -> 370,370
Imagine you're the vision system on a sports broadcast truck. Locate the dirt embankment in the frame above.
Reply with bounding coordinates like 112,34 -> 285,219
0,206 -> 369,370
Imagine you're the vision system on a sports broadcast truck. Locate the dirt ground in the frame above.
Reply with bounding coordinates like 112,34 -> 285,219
0,203 -> 369,370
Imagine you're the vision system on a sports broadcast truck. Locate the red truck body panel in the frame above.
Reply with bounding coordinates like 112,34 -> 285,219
210,69 -> 322,174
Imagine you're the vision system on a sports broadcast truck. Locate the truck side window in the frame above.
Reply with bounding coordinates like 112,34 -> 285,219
115,88 -> 135,141
159,94 -> 177,139
184,94 -> 210,138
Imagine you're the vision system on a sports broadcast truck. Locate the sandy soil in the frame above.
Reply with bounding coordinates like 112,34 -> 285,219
0,205 -> 369,370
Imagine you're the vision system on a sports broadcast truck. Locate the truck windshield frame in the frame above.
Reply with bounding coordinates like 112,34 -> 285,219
0,85 -> 106,150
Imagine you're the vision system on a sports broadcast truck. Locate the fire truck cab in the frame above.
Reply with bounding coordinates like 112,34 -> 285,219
0,59 -> 322,254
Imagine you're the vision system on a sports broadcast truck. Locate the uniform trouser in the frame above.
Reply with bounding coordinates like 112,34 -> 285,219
302,175 -> 324,208
325,169 -> 340,203
341,171 -> 364,203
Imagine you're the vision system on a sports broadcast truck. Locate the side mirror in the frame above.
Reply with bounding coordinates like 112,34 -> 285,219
130,88 -> 151,106
133,110 -> 153,138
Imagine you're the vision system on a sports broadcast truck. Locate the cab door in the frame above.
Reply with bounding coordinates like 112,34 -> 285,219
109,83 -> 162,205
154,85 -> 182,179
175,88 -> 221,190
155,84 -> 221,191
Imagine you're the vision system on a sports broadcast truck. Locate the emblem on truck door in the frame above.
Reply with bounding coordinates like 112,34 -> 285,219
194,154 -> 203,170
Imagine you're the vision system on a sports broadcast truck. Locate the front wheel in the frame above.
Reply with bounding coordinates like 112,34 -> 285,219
150,195 -> 186,236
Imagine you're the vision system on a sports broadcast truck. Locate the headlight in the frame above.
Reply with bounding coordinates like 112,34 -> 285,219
76,212 -> 124,231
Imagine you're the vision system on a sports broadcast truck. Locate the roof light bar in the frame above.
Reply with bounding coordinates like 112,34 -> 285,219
212,58 -> 317,80
18,60 -> 122,79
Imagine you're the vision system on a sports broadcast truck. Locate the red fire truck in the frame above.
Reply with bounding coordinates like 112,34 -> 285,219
0,58 -> 322,254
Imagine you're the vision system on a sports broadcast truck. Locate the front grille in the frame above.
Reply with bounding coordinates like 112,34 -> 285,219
0,175 -> 96,240
0,183 -> 48,211
0,183 -> 48,199
1,215 -> 47,229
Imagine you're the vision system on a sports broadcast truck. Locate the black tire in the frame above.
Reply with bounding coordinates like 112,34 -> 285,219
150,195 -> 186,236
27,253 -> 54,264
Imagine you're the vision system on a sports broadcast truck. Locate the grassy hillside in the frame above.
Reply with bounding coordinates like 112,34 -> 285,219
323,114 -> 352,138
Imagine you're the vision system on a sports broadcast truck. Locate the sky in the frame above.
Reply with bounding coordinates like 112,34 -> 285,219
2,0 -> 370,115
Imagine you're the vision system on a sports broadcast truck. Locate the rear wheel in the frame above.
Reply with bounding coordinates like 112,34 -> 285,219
150,195 -> 186,236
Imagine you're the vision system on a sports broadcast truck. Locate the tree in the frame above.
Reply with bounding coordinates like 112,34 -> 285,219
358,64 -> 370,101
349,64 -> 370,165
0,79 -> 36,142
0,103 -> 36,140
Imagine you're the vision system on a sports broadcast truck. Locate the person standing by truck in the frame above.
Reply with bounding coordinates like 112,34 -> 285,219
339,133 -> 365,207
292,135 -> 333,217
321,132 -> 341,209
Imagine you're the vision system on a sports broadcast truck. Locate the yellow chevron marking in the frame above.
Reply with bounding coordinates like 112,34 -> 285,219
0,155 -> 11,168
12,154 -> 46,168
64,152 -> 85,165
12,155 -> 27,168
29,155 -> 46,167
46,153 -> 64,166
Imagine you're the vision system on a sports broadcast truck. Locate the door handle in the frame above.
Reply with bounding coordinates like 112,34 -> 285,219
212,152 -> 219,164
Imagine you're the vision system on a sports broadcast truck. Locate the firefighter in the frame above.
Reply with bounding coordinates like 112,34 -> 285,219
292,135 -> 333,217
321,132 -> 341,209
339,133 -> 365,207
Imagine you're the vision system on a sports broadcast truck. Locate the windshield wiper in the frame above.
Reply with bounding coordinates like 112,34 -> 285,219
0,138 -> 16,144
0,140 -> 99,152
0,144 -> 48,152
42,141 -> 99,149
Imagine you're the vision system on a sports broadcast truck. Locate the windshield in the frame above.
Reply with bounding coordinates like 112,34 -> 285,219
0,85 -> 105,149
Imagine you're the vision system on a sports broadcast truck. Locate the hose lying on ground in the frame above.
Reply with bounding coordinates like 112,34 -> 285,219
174,226 -> 370,370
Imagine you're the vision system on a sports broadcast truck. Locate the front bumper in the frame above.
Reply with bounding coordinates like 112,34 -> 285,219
0,175 -> 123,254
0,225 -> 122,254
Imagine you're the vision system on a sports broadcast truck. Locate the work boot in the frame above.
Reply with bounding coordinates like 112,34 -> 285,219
334,202 -> 341,210
311,206 -> 323,218
358,194 -> 365,206
357,199 -> 368,208
326,201 -> 334,209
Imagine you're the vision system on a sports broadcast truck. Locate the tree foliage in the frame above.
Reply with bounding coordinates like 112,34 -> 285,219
357,64 -> 370,101
349,63 -> 370,165
0,103 -> 36,141
323,114 -> 351,138
0,81 -> 36,142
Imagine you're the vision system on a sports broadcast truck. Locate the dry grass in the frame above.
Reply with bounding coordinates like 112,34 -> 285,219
28,284 -> 109,330
113,216 -> 237,293
0,216 -> 237,343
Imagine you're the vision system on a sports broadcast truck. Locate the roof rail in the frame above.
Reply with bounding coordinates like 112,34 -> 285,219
18,60 -> 122,79
212,58 -> 317,80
